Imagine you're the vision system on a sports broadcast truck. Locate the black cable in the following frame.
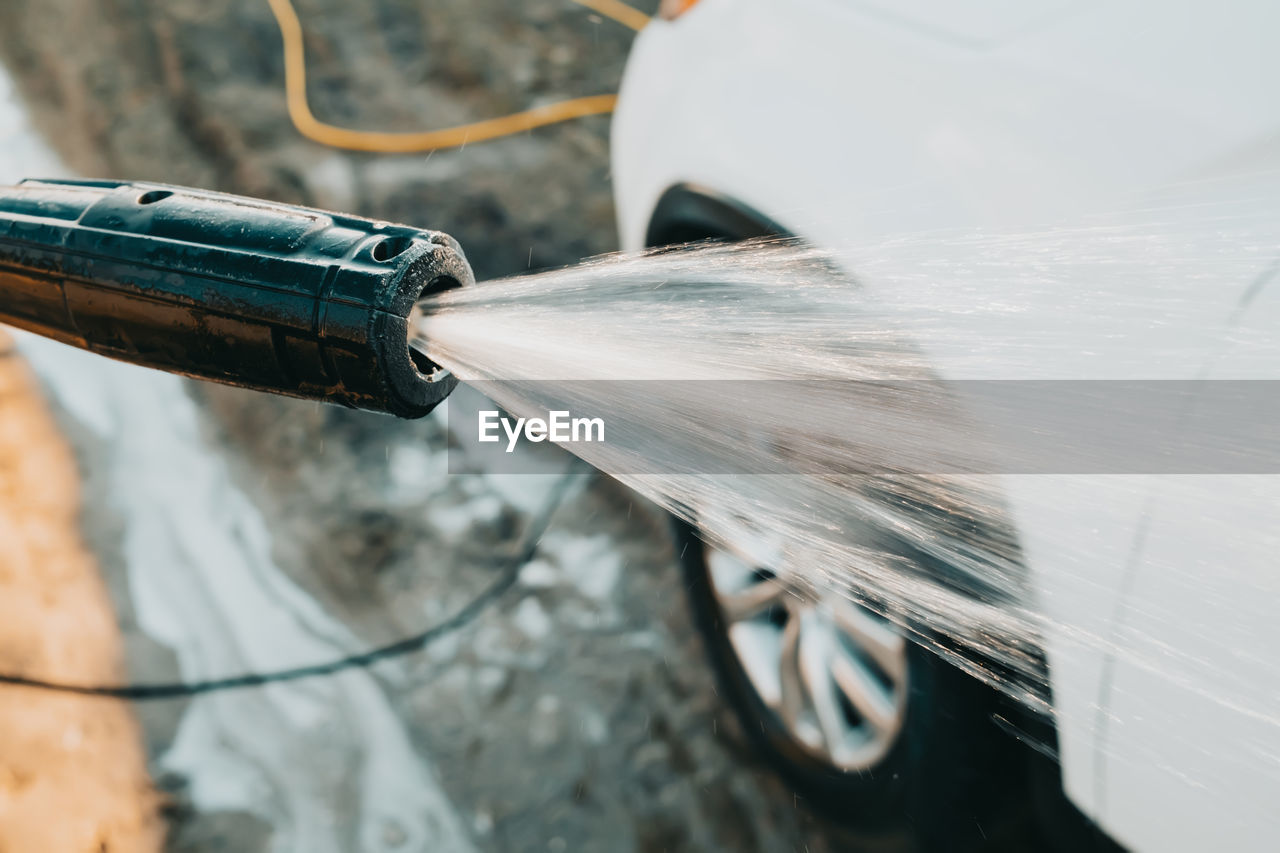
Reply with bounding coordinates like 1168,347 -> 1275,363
0,462 -> 588,700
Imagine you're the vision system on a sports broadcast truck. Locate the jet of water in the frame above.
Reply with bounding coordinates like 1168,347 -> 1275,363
409,189 -> 1280,735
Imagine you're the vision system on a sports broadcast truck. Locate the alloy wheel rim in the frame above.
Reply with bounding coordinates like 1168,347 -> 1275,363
703,522 -> 910,771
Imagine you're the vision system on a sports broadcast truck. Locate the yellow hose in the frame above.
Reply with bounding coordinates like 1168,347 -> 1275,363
265,0 -> 649,154
568,0 -> 652,33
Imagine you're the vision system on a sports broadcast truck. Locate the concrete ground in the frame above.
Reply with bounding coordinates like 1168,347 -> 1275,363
0,2 -> 856,850
0,331 -> 164,851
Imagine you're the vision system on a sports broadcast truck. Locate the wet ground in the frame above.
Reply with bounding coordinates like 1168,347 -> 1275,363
0,3 -> 855,850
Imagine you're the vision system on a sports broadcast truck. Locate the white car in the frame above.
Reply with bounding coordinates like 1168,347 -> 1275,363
611,1 -> 1280,850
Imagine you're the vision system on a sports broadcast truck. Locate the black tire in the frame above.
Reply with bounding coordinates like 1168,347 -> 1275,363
674,519 -> 1039,851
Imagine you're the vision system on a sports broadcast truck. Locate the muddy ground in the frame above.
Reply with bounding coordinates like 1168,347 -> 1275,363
0,2 -> 854,850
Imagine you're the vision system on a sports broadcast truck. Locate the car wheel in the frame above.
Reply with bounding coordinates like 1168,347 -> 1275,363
674,515 -> 1037,850
644,194 -> 1040,847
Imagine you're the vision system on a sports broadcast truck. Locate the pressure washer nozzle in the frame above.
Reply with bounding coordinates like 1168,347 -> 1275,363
0,178 -> 472,417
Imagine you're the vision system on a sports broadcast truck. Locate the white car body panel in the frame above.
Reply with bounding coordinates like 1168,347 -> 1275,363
1098,278 -> 1280,850
611,1 -> 1280,849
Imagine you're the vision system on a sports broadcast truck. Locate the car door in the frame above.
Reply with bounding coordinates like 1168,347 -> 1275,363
1098,251 -> 1280,851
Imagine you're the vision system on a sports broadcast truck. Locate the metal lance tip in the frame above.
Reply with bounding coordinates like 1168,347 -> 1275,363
0,178 -> 474,417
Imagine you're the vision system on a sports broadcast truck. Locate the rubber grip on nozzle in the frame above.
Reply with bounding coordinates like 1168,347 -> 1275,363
0,178 -> 472,417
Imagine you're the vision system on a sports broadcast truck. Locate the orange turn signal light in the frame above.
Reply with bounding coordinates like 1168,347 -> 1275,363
658,0 -> 702,21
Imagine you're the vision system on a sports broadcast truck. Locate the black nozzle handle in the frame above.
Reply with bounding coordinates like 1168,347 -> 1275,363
0,178 -> 473,417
